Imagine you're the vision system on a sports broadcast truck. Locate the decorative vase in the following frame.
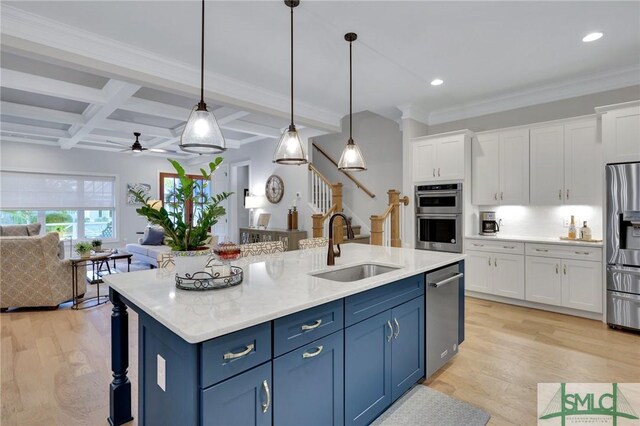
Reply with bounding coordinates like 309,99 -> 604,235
172,249 -> 214,278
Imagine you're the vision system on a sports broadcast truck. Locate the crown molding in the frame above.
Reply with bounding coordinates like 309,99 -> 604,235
0,5 -> 342,133
594,99 -> 640,114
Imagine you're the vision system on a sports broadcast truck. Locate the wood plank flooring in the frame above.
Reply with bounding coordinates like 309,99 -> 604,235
1,294 -> 638,425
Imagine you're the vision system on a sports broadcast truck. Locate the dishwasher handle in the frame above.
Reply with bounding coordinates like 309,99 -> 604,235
428,272 -> 464,288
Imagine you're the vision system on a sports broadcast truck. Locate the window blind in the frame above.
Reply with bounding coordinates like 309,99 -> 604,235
0,171 -> 116,209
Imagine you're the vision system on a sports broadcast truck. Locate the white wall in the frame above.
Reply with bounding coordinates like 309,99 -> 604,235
312,111 -> 403,232
220,133 -> 312,234
0,140 -> 220,248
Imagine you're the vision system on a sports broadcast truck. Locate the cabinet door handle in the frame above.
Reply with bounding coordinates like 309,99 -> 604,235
494,258 -> 498,267
494,193 -> 498,200
556,264 -> 559,274
567,189 -> 570,200
472,243 -> 484,247
503,245 -> 515,249
433,168 -> 436,177
563,265 -> 567,275
558,189 -> 562,200
500,192 -> 504,200
302,345 -> 324,359
386,320 -> 393,342
574,251 -> 590,255
393,318 -> 400,339
535,248 -> 549,252
261,380 -> 271,413
301,319 -> 322,331
438,168 -> 441,177
488,257 -> 492,266
223,343 -> 255,360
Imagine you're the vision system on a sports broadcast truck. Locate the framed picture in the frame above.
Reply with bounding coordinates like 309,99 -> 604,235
256,213 -> 271,229
127,183 -> 151,205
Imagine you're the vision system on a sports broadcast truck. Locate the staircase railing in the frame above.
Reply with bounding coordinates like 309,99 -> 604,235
308,164 -> 345,243
370,190 -> 410,247
312,143 -> 375,199
308,163 -> 333,214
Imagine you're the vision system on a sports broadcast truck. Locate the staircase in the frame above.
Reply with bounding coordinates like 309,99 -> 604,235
343,223 -> 370,245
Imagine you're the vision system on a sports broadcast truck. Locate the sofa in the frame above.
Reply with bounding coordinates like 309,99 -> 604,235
0,224 -> 66,259
0,232 -> 84,309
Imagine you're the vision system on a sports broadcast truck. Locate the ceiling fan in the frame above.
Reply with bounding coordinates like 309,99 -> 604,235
106,132 -> 170,153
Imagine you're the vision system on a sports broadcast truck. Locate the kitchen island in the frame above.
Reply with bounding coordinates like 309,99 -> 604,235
105,244 -> 465,426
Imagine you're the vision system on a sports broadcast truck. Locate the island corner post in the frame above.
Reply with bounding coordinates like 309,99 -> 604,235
109,288 -> 134,426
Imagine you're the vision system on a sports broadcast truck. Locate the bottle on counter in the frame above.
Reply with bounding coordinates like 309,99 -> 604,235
568,215 -> 577,239
291,206 -> 298,230
580,221 -> 592,241
287,209 -> 293,230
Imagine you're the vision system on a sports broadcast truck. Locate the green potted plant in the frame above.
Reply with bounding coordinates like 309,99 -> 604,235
74,242 -> 93,259
129,158 -> 231,277
91,238 -> 103,252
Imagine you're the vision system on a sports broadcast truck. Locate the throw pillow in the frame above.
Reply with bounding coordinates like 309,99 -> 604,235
26,223 -> 42,236
142,227 -> 165,245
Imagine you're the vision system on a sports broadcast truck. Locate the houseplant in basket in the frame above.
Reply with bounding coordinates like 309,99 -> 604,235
129,158 -> 231,278
74,242 -> 93,259
91,238 -> 103,252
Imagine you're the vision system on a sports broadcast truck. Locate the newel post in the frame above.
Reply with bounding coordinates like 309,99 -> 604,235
312,213 -> 324,238
370,215 -> 383,246
388,190 -> 401,248
332,183 -> 344,244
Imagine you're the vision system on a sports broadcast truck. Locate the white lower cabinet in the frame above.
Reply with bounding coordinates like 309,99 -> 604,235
525,256 -> 602,313
465,250 -> 524,299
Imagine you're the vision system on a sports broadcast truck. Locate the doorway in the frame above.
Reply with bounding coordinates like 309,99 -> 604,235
229,162 -> 251,243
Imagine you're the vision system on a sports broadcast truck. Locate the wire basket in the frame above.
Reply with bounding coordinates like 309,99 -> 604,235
175,266 -> 243,291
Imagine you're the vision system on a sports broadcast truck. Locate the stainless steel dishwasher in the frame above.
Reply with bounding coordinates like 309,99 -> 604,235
425,263 -> 463,379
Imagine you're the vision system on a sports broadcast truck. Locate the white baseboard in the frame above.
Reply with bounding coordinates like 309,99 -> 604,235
466,291 -> 603,321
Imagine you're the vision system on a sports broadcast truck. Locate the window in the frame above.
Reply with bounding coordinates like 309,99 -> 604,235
0,171 -> 117,241
160,172 -> 211,226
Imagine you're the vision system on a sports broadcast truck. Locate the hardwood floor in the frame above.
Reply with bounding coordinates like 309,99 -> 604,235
1,294 -> 638,425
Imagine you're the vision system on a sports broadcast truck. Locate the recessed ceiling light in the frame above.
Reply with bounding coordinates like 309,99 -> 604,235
582,32 -> 603,42
431,78 -> 444,86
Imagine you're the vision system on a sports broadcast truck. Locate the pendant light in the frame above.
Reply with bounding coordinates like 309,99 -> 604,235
273,0 -> 307,165
338,33 -> 367,171
180,0 -> 226,154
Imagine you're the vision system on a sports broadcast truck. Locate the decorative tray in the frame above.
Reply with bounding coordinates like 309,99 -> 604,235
175,266 -> 243,291
559,236 -> 602,243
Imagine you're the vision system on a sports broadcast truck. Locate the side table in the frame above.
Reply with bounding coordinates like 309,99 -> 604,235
70,253 -> 111,310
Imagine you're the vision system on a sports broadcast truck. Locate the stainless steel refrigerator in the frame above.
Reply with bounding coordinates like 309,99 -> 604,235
606,162 -> 640,331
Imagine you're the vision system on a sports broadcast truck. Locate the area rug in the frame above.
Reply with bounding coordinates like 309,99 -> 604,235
371,385 -> 491,426
113,259 -> 150,273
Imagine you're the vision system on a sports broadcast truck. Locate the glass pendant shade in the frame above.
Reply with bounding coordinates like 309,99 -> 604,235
180,104 -> 226,154
273,125 -> 306,165
338,138 -> 367,171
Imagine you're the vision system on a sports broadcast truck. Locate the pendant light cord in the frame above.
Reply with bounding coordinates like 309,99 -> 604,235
200,0 -> 205,104
349,39 -> 352,141
290,5 -> 294,127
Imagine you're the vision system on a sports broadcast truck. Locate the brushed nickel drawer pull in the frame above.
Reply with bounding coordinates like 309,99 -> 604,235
503,245 -> 516,249
494,258 -> 498,267
433,168 -> 436,177
500,192 -> 504,200
387,320 -> 393,342
393,318 -> 400,339
535,248 -> 549,252
494,193 -> 498,200
574,251 -> 590,255
301,319 -> 322,331
302,345 -> 324,359
261,380 -> 270,413
223,343 -> 255,360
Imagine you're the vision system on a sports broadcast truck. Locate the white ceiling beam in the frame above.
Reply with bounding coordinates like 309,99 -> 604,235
239,135 -> 267,144
60,80 -> 141,149
0,135 -> 58,147
0,101 -> 85,125
217,110 -> 250,125
0,122 -> 70,139
0,68 -> 106,104
100,118 -> 175,139
222,120 -> 281,139
122,97 -> 191,121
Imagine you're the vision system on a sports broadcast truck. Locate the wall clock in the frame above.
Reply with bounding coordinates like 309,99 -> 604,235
265,175 -> 284,204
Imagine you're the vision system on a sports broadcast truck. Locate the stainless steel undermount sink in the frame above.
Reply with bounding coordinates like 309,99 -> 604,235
310,263 -> 401,282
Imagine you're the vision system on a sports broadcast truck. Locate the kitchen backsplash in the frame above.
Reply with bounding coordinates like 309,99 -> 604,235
473,205 -> 603,239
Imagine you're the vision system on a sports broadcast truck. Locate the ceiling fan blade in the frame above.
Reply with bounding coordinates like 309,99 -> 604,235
105,139 -> 130,146
119,148 -> 131,152
149,148 -> 169,153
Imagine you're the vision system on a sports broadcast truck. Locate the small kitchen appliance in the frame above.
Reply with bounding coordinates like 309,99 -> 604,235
479,211 -> 500,236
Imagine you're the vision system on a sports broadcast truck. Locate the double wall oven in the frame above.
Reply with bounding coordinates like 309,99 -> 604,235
606,162 -> 640,332
415,183 -> 462,253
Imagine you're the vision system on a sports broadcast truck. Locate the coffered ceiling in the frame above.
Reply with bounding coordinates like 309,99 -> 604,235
1,1 -> 639,156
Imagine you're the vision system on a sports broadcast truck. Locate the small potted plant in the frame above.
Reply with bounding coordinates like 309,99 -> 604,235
129,158 -> 231,278
74,242 -> 93,259
91,238 -> 103,252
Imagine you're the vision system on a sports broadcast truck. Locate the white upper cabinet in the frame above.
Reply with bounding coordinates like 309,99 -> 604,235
530,117 -> 600,205
530,125 -> 564,205
411,132 -> 470,182
472,129 -> 529,205
597,102 -> 640,164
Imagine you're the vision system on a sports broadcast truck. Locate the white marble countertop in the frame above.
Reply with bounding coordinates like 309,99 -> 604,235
465,234 -> 603,247
104,244 -> 464,344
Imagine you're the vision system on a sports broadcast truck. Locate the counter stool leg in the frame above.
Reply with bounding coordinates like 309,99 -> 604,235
108,288 -> 133,426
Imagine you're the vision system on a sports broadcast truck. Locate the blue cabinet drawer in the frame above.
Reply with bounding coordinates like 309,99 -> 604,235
201,322 -> 271,387
345,274 -> 424,327
274,299 -> 344,357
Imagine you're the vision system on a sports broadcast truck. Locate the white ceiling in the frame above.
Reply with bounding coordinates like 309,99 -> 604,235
0,1 -> 639,157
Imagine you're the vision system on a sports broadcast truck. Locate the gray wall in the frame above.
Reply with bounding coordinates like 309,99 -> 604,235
312,111 -> 403,232
426,85 -> 640,134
